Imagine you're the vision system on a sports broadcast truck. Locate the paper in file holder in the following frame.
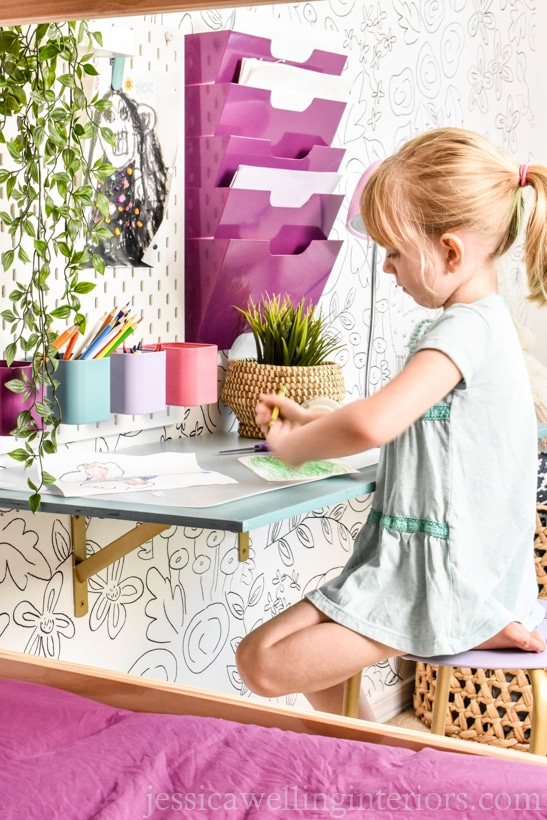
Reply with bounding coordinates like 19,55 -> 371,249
237,58 -> 351,111
184,29 -> 347,86
185,136 -> 345,188
185,238 -> 343,350
185,188 -> 344,242
185,83 -> 346,153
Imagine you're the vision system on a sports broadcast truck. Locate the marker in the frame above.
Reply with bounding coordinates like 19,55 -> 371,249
268,385 -> 287,429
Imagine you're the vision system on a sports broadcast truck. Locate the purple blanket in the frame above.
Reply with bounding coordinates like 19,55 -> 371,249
0,677 -> 544,819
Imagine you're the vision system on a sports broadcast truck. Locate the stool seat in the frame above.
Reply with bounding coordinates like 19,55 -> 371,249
404,609 -> 547,668
342,600 -> 547,755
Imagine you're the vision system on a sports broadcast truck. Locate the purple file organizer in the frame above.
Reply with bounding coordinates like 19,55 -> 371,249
185,30 -> 347,86
185,238 -> 343,350
186,136 -> 345,188
185,189 -> 344,242
185,84 -> 346,153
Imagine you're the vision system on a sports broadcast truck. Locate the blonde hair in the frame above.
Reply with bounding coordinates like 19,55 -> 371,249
361,127 -> 547,306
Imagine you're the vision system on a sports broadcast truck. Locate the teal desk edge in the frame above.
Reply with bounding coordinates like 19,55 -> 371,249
0,434 -> 377,534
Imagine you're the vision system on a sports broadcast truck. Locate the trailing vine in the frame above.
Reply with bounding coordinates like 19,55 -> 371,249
0,21 -> 115,511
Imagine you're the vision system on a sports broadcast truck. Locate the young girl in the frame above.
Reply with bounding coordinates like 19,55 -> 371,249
235,127 -> 547,719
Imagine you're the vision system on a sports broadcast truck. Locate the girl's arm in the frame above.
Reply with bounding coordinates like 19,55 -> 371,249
262,348 -> 462,466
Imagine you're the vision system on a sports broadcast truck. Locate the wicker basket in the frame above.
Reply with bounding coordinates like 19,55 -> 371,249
413,503 -> 547,752
220,359 -> 346,438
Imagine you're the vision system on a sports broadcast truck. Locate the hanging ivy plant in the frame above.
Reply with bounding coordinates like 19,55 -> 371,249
0,21 -> 116,512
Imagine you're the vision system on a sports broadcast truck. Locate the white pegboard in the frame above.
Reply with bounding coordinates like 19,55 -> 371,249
0,21 -> 190,448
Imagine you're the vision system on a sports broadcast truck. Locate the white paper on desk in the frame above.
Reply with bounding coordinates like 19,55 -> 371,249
230,165 -> 341,207
239,454 -> 358,483
238,58 -> 351,111
0,452 -> 236,497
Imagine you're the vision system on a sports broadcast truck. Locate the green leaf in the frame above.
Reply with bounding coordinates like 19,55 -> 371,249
93,226 -> 114,240
23,220 -> 36,238
92,254 -> 106,275
2,249 -> 15,271
34,239 -> 48,257
58,73 -> 75,88
93,98 -> 112,113
100,126 -> 116,147
50,305 -> 71,319
1,310 -> 16,323
41,471 -> 57,486
29,492 -> 41,514
9,448 -> 29,463
57,241 -> 71,257
73,281 -> 96,294
6,141 -> 21,161
95,191 -> 110,217
4,342 -> 17,366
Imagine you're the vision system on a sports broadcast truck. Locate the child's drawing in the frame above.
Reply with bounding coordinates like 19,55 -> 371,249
60,461 -> 157,491
240,455 -> 357,483
87,88 -> 168,267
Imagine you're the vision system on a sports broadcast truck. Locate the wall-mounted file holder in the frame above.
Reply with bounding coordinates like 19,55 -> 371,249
185,239 -> 343,350
160,343 -> 218,406
185,29 -> 347,86
0,360 -> 42,436
55,358 -> 111,425
185,84 -> 346,152
185,30 -> 348,353
186,136 -> 345,188
185,189 -> 344,241
110,349 -> 166,415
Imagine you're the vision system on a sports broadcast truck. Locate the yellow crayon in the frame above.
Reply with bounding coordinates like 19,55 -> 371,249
268,384 -> 287,429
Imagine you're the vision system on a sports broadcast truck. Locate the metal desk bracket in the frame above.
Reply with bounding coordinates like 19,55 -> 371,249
71,516 -> 171,617
238,531 -> 250,562
71,515 -> 251,617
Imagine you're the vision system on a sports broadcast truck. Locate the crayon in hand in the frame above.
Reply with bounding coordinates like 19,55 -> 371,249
268,385 -> 287,429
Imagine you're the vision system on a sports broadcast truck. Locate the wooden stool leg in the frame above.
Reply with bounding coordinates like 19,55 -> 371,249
528,668 -> 547,756
342,671 -> 362,718
431,665 -> 452,735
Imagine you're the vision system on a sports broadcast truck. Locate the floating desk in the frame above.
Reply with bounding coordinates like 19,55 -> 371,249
0,434 -> 377,618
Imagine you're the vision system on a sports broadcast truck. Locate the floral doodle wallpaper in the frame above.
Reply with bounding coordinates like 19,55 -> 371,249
0,0 -> 541,719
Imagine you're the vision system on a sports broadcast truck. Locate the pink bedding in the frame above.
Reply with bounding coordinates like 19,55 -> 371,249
1,677 -> 544,819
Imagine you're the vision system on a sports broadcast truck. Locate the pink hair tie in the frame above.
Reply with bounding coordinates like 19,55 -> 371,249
519,163 -> 530,187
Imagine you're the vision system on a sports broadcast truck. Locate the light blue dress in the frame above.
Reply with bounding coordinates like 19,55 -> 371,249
306,295 -> 544,655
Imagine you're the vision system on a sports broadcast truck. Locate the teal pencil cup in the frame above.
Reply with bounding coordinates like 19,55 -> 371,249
55,358 -> 111,425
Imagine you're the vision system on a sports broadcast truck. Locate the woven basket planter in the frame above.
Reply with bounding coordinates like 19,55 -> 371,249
220,359 -> 346,438
413,502 -> 547,753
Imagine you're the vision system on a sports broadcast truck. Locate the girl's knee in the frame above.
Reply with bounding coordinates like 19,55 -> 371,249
235,632 -> 281,698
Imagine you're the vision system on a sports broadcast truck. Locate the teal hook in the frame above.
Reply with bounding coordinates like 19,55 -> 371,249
110,56 -> 125,91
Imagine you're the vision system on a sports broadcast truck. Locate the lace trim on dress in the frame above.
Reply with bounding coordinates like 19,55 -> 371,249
368,509 -> 449,539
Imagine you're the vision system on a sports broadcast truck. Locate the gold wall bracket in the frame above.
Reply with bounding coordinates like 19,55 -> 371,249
71,516 -> 171,617
72,516 -> 251,617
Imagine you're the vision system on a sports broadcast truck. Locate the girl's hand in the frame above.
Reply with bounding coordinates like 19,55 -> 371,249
255,392 -> 310,437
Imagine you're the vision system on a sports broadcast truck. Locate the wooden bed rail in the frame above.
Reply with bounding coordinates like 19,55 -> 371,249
1,647 -> 547,766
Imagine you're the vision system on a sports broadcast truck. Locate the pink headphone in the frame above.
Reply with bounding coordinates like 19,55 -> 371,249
345,159 -> 383,239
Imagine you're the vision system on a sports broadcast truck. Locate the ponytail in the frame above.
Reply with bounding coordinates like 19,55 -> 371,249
522,165 -> 547,306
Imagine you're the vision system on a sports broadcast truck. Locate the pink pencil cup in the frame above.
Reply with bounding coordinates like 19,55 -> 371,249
161,343 -> 218,406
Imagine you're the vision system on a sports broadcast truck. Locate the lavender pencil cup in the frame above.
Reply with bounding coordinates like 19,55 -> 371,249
110,349 -> 166,415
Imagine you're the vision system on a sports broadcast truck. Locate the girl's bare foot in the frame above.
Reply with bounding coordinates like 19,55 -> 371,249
474,622 -> 546,652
